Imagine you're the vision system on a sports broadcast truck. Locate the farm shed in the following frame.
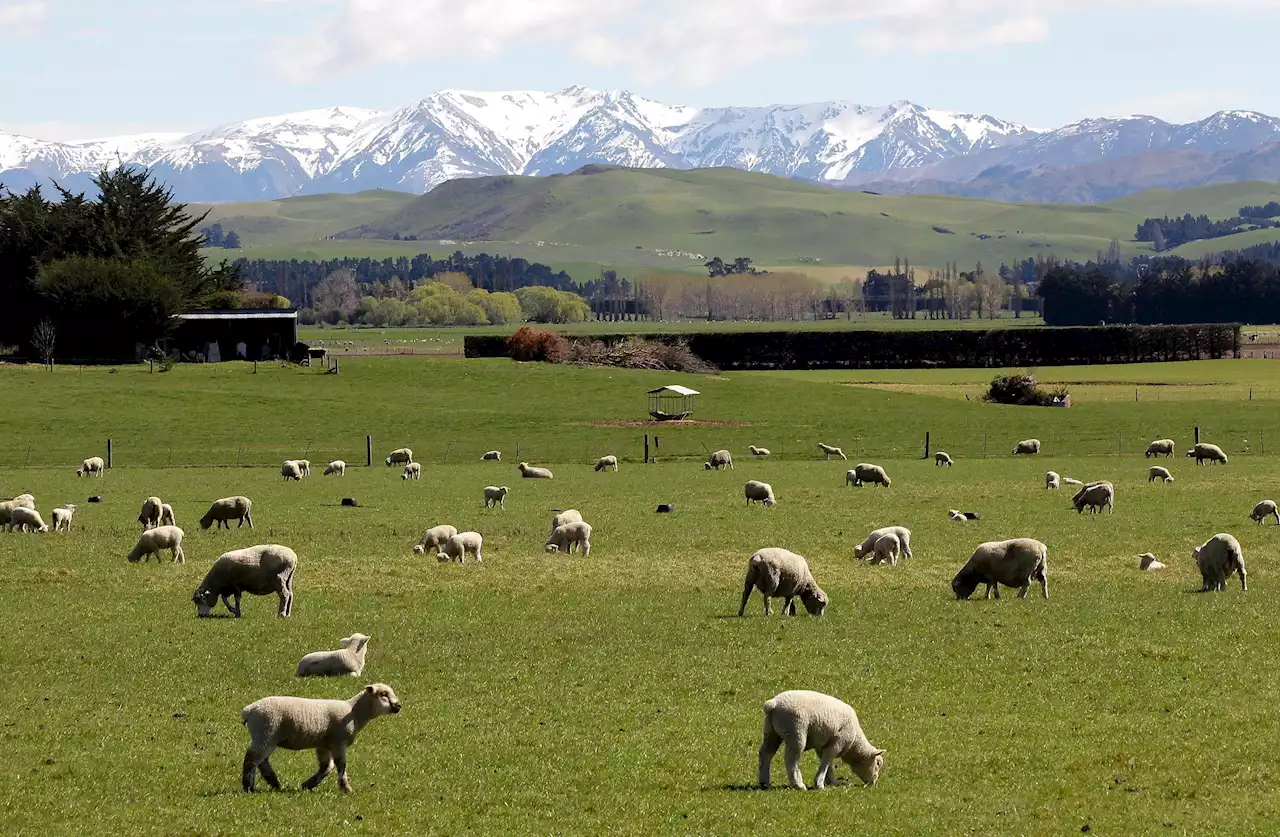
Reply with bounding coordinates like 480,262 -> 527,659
647,385 -> 700,421
169,309 -> 298,362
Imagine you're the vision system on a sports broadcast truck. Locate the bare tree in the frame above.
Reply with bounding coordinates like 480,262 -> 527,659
32,319 -> 56,370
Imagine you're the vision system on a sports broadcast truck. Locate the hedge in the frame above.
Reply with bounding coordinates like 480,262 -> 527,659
464,324 -> 1241,370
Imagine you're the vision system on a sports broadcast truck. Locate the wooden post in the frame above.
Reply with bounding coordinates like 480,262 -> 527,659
644,434 -> 650,464
1250,388 -> 1253,401
254,361 -> 258,374
654,436 -> 659,459
366,435 -> 373,467
983,434 -> 987,458
1135,389 -> 1138,402
1262,430 -> 1265,454
1118,432 -> 1122,456
1195,426 -> 1200,445
106,439 -> 112,469
924,432 -> 931,460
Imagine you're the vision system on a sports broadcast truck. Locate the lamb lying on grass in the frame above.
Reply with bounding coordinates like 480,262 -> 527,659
296,634 -> 371,677
949,509 -> 966,522
758,690 -> 884,790
481,450 -> 502,461
748,445 -> 771,457
1138,553 -> 1166,571
738,548 -> 827,617
517,462 -> 553,479
952,538 -> 1048,600
127,525 -> 185,563
1193,533 -> 1246,592
193,544 -> 297,617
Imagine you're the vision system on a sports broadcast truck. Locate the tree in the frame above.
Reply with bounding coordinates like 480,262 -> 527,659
31,319 -> 56,369
313,269 -> 360,323
222,230 -> 241,249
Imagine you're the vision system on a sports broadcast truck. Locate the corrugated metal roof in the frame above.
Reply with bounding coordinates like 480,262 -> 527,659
647,385 -> 700,396
176,309 -> 298,321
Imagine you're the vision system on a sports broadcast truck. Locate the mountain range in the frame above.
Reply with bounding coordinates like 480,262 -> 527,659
4,87 -> 1280,204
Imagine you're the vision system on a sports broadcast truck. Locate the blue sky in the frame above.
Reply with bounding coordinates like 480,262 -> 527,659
4,0 -> 1279,141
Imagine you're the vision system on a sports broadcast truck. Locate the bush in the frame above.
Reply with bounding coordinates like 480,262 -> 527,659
985,374 -> 1052,406
506,326 -> 569,363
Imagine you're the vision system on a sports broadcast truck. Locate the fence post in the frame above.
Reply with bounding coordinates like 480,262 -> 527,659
1250,388 -> 1253,401
254,361 -> 258,374
1195,426 -> 1201,445
366,435 -> 372,467
654,436 -> 659,460
106,439 -> 112,469
24,445 -> 30,467
1262,430 -> 1265,454
1135,389 -> 1138,402
516,441 -> 520,460
924,432 -> 931,460
983,434 -> 987,458
236,444 -> 242,467
645,434 -> 650,464
1118,432 -> 1122,456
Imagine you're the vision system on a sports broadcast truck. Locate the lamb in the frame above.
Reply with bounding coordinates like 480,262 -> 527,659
159,503 -> 176,527
869,532 -> 902,566
1071,481 -> 1114,514
296,634 -> 371,678
1192,533 -> 1246,592
481,450 -> 502,461
1046,471 -> 1061,490
1250,500 -> 1280,525
385,448 -> 414,467
412,524 -> 458,555
0,496 -> 35,528
594,455 -> 619,472
193,544 -> 298,617
1187,442 -> 1228,465
748,445 -> 771,457
1148,466 -> 1174,484
200,496 -> 254,530
1138,553 -> 1166,571
76,456 -> 105,477
738,548 -> 827,617
846,463 -> 891,488
1062,477 -> 1084,486
758,690 -> 884,790
745,480 -> 777,506
323,460 -> 346,477
948,509 -> 967,522
952,538 -> 1048,600
402,462 -> 422,481
52,504 -> 75,533
550,509 -> 583,535
437,532 -> 483,564
240,683 -> 402,793
281,460 -> 302,481
545,521 -> 592,556
483,485 -> 509,509
127,525 -> 185,563
7,506 -> 49,533
817,442 -> 847,461
1145,439 -> 1175,458
517,462 -> 553,479
853,526 -> 913,562
137,496 -> 163,530
704,450 -> 734,470
1012,439 -> 1041,455
295,460 -> 312,477
934,451 -> 953,466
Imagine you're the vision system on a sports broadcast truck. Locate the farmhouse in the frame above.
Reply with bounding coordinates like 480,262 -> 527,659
168,309 -> 298,362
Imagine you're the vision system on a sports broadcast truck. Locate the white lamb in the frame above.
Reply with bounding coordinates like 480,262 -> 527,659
437,532 -> 483,564
550,509 -> 583,535
1148,466 -> 1174,484
402,462 -> 421,480
517,462 -> 553,479
853,526 -> 913,562
594,455 -> 619,472
481,450 -> 502,461
1138,553 -> 1166,571
738,548 -> 827,617
137,496 -> 163,529
483,485 -> 509,509
296,460 -> 312,477
817,442 -> 847,461
869,532 -> 902,566
1250,500 -> 1279,525
1062,477 -> 1084,486
323,460 -> 346,477
127,525 -> 185,563
296,634 -> 371,678
705,450 -> 734,470
748,445 -> 771,457
934,451 -> 953,466
1145,439 -> 1175,458
1012,439 -> 1042,455
200,496 -> 254,530
546,521 -> 593,556
1045,471 -> 1061,490
76,456 -> 105,477
159,503 -> 176,527
412,524 -> 458,555
7,506 -> 49,533
0,497 -> 35,528
952,538 -> 1048,600
949,509 -> 967,522
758,690 -> 885,790
385,448 -> 414,467
281,461 -> 302,481
745,480 -> 776,506
52,504 -> 76,533
1193,533 -> 1246,592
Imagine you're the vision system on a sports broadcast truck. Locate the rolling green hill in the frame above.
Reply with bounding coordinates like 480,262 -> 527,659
190,189 -> 416,248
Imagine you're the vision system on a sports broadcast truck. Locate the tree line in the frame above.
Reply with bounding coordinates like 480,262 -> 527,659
1136,210 -> 1280,251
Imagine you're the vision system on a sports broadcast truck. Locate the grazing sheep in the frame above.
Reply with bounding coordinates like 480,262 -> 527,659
200,496 -> 254,530
402,462 -> 421,481
1145,439 -> 1175,458
127,525 -> 185,563
1148,466 -> 1174,484
545,521 -> 592,556
934,451 -> 953,466
385,448 -> 413,467
193,544 -> 298,617
758,690 -> 884,790
52,504 -> 75,533
483,485 -> 509,509
738,548 -> 827,617
76,456 -> 105,477
159,503 -> 176,527
705,450 -> 734,471
138,496 -> 163,530
952,538 -> 1048,600
745,480 -> 777,507
296,460 -> 312,477
412,524 -> 458,555
1193,533 -> 1246,592
869,532 -> 902,566
748,445 -> 771,457
0,497 -> 36,528
1138,553 -> 1166,571
1187,443 -> 1228,465
517,462 -> 554,479
323,461 -> 346,477
853,526 -> 913,562
846,463 -> 891,488
296,634 -> 371,678
437,532 -> 483,564
817,442 -> 847,461
7,506 -> 49,533
481,450 -> 502,461
949,509 -> 967,522
1012,439 -> 1041,455
1250,500 -> 1280,525
1062,477 -> 1084,486
550,509 -> 583,535
1072,481 -> 1114,514
240,683 -> 402,793
594,455 -> 619,472
1046,471 -> 1061,490
281,461 -> 302,481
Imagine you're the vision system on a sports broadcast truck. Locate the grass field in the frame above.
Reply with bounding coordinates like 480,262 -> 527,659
3,357 -> 1280,834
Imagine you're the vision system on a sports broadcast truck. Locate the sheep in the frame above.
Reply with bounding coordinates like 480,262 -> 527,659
7,506 -> 49,533
323,460 -> 346,477
402,462 -> 422,481
1187,443 -> 1228,465
76,456 -> 105,477
193,544 -> 297,617
748,445 -> 771,457
1192,533 -> 1246,592
545,521 -> 592,556
296,634 -> 371,678
1062,477 -> 1084,486
817,442 -> 847,461
159,503 -> 176,527
0,497 -> 35,528
869,532 -> 902,566
1046,471 -> 1061,490
200,496 -> 254,531
758,690 -> 884,790
1012,439 -> 1041,455
738,548 -> 827,617
1145,439 -> 1175,458
594,455 -> 619,472
949,509 -> 967,522
550,509 -> 583,535
1072,481 -> 1114,514
705,450 -> 734,470
934,451 -> 953,466
137,496 -> 163,530
437,532 -> 483,564
483,485 -> 509,509
1148,466 -> 1174,484
52,504 -> 75,533
745,480 -> 776,506
846,463 -> 891,488
518,462 -> 553,479
952,538 -> 1048,600
481,450 -> 502,461
385,448 -> 413,467
1138,553 -> 1166,571
853,526 -> 913,562
127,525 -> 185,563
1250,500 -> 1280,525
296,460 -> 312,477
281,460 -> 302,481
412,524 -> 458,555
240,683 -> 402,793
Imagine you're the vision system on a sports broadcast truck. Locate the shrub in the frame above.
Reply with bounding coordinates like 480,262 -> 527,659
984,374 -> 1058,406
507,326 -> 569,363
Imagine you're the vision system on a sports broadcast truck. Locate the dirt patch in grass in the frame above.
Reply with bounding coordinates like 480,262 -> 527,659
574,419 -> 754,428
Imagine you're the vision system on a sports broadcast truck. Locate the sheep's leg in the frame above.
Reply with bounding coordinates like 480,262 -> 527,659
232,592 -> 243,617
333,748 -> 351,793
474,546 -> 483,564
1038,569 -> 1049,599
757,727 -> 781,788
762,595 -> 774,617
1239,566 -> 1248,592
1017,583 -> 1030,599
301,748 -> 334,790
257,757 -> 281,791
783,598 -> 796,617
815,745 -> 840,789
783,738 -> 807,790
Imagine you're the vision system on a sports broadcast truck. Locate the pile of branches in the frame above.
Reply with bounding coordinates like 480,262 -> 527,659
566,336 -> 718,373
983,373 -> 1067,407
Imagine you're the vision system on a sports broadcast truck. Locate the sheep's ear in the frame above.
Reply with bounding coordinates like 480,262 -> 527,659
873,748 -> 886,756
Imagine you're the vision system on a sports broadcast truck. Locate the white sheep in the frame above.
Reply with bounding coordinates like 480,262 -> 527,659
159,503 -> 176,527
869,532 -> 902,566
952,538 -> 1048,600
817,442 -> 847,461
1072,481 -> 1114,514
934,451 -> 953,466
1250,500 -> 1279,525
296,634 -> 371,678
193,544 -> 297,617
758,690 -> 885,790
1012,439 -> 1042,455
281,461 -> 302,481
738,548 -> 827,616
748,445 -> 771,457
137,496 -> 163,530
745,480 -> 776,506
853,526 -> 913,562
1148,466 -> 1174,484
1062,477 -> 1084,486
846,463 -> 891,488
323,460 -> 346,476
402,462 -> 422,481
948,509 -> 967,522
550,509 -> 583,535
437,532 -> 483,564
240,683 -> 402,793
127,525 -> 185,563
481,450 -> 502,461
518,462 -> 553,479
594,455 -> 619,472
7,506 -> 49,533
76,456 -> 105,477
1145,439 -> 1175,458
0,496 -> 35,528
296,460 -> 312,477
200,496 -> 254,530
412,524 -> 458,555
705,450 -> 734,470
483,485 -> 509,509
1045,471 -> 1061,490
1138,553 -> 1166,571
1193,533 -> 1246,592
385,448 -> 414,467
1187,443 -> 1228,465
545,521 -> 592,556
52,504 -> 76,533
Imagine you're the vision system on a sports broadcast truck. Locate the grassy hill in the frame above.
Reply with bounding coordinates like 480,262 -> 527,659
190,189 -> 416,248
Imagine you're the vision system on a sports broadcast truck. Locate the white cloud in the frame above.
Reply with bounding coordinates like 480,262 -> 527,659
0,1 -> 47,35
0,120 -> 194,143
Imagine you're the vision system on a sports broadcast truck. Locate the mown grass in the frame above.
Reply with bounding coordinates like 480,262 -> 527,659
2,358 -> 1280,834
